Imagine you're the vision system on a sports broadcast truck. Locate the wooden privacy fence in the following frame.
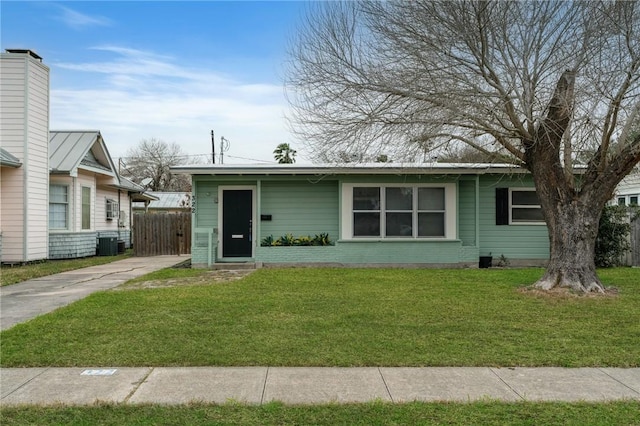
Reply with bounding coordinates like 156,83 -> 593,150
631,216 -> 640,267
133,212 -> 191,256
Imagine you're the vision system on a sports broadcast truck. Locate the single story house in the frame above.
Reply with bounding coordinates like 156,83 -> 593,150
0,49 -> 153,263
132,192 -> 191,214
172,163 -> 550,268
48,130 -> 154,259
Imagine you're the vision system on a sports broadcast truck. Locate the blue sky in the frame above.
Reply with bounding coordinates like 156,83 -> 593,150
1,1 -> 309,164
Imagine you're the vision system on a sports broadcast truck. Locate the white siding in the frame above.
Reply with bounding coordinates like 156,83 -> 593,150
0,168 -> 25,261
119,191 -> 133,230
0,52 -> 50,262
96,185 -> 121,232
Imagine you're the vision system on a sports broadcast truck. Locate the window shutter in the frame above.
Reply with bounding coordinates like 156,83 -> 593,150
496,188 -> 509,225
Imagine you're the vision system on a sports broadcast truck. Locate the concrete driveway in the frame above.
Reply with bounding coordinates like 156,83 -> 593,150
0,255 -> 187,331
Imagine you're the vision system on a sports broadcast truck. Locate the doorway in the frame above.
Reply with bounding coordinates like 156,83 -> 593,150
221,189 -> 253,258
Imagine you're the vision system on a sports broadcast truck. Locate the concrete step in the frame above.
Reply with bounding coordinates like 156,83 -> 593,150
212,262 -> 257,270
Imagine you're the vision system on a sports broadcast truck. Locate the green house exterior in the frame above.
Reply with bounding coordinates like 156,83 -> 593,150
173,164 -> 550,268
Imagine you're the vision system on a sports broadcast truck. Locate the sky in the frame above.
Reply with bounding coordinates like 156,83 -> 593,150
1,1 -> 309,165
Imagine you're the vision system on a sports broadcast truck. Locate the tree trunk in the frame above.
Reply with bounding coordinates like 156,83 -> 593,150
533,199 -> 606,293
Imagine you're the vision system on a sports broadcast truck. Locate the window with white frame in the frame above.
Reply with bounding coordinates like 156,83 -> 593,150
81,187 -> 91,230
510,189 -> 544,224
617,195 -> 639,206
346,184 -> 454,239
106,199 -> 119,220
49,184 -> 68,229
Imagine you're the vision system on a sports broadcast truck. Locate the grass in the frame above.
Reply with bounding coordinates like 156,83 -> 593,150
1,267 -> 639,368
1,401 -> 639,425
0,251 -> 132,286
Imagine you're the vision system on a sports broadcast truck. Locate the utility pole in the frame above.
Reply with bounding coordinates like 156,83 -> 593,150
211,130 -> 216,164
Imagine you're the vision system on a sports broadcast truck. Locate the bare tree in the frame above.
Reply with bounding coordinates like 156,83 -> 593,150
287,1 -> 640,293
120,138 -> 194,191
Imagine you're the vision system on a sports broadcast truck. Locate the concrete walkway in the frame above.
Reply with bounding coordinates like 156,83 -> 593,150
0,255 -> 187,331
1,367 -> 639,405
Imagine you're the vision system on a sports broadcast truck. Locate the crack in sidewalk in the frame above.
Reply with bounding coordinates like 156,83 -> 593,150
124,367 -> 155,403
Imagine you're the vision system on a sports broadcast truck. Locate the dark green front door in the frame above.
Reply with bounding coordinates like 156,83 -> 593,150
222,190 -> 252,257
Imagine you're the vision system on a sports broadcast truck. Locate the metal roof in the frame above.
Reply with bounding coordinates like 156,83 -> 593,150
171,162 -> 528,176
132,192 -> 190,210
49,131 -> 116,177
116,177 -> 158,201
0,148 -> 21,167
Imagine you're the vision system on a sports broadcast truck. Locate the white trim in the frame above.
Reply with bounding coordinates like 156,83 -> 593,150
49,183 -> 70,231
341,183 -> 457,240
509,188 -> 545,225
81,186 -> 92,230
172,162 -> 542,176
217,185 -> 256,259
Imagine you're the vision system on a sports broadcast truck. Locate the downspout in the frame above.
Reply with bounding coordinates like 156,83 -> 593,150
256,179 -> 261,260
129,191 -> 133,248
118,188 -> 121,241
475,175 -> 480,251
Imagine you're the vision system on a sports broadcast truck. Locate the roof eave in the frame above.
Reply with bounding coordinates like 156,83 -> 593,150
170,164 -> 529,176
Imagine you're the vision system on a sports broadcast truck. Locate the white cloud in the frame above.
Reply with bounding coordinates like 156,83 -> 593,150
50,46 -> 298,164
55,5 -> 112,30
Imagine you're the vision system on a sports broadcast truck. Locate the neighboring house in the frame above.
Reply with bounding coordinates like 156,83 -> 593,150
614,173 -> 640,206
0,49 -> 153,263
48,131 -> 154,259
0,49 -> 50,263
173,163 -> 551,268
132,192 -> 191,214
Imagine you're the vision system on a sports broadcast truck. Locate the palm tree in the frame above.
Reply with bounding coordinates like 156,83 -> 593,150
273,143 -> 297,164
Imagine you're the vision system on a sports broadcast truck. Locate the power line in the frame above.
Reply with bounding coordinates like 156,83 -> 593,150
224,154 -> 277,164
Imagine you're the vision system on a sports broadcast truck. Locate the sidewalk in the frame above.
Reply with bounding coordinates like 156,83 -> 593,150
2,259 -> 639,406
1,366 -> 639,405
0,255 -> 187,331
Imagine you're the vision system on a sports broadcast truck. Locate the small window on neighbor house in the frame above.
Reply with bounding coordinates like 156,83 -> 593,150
82,187 -> 91,230
49,184 -> 68,229
630,196 -> 638,206
510,189 -> 544,224
617,197 -> 626,206
106,199 -> 119,220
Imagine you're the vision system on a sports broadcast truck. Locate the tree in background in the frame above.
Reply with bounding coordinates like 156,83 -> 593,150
287,1 -> 640,293
273,143 -> 297,164
120,138 -> 193,191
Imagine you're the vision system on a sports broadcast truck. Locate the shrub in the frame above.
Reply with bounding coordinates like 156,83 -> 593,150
595,205 -> 630,267
260,233 -> 332,247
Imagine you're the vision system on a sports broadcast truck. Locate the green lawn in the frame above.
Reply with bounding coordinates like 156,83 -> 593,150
2,401 -> 639,426
0,252 -> 132,286
2,268 -> 638,367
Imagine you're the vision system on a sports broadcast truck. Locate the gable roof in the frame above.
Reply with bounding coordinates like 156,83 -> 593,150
49,131 -> 117,177
0,148 -> 21,167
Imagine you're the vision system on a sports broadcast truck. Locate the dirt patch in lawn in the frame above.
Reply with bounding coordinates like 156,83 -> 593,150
116,270 -> 255,290
517,285 -> 619,299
